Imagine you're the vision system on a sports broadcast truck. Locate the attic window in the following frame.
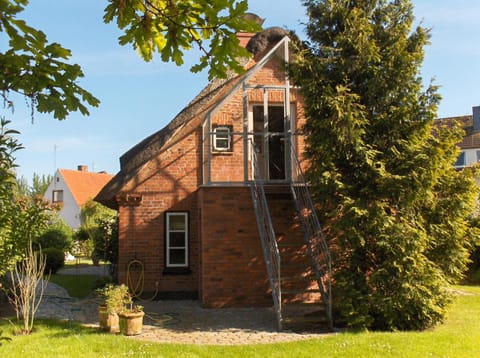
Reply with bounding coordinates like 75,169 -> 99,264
52,190 -> 64,203
212,126 -> 232,152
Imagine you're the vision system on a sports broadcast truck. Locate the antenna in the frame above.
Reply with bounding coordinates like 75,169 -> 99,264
53,144 -> 57,173
53,144 -> 58,190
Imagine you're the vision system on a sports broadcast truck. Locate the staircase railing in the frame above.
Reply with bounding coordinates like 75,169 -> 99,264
290,145 -> 333,328
249,139 -> 282,330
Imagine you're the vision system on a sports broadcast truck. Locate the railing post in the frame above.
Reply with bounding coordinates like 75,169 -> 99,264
249,139 -> 283,330
289,145 -> 333,329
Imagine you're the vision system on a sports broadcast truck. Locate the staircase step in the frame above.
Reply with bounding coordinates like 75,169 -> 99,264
281,275 -> 317,283
283,314 -> 329,324
283,301 -> 325,309
282,302 -> 331,332
282,288 -> 322,295
283,303 -> 325,316
281,262 -> 313,270
282,316 -> 331,332
277,241 -> 305,248
263,184 -> 291,194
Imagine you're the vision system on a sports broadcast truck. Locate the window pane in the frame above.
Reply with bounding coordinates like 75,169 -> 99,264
169,214 -> 185,230
169,249 -> 186,265
216,138 -> 229,148
214,127 -> 230,150
169,232 -> 185,247
216,128 -> 229,138
455,152 -> 466,167
53,190 -> 63,202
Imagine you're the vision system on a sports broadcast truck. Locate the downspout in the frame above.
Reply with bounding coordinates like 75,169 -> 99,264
284,37 -> 292,182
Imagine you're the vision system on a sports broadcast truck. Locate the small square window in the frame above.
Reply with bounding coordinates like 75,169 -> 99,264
52,190 -> 64,203
213,126 -> 232,152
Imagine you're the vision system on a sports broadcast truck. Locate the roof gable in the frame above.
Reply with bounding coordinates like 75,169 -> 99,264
60,169 -> 114,207
96,28 -> 291,209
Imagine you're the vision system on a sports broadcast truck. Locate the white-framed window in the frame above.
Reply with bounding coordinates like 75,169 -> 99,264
52,190 -> 64,203
165,212 -> 188,267
213,126 -> 232,152
455,151 -> 466,168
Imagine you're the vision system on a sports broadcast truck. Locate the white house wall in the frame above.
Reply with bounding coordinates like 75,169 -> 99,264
460,148 -> 480,167
44,171 -> 82,229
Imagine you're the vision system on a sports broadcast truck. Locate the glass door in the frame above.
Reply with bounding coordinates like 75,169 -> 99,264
253,105 -> 286,181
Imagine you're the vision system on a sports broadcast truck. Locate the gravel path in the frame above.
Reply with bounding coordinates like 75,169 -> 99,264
35,265 -> 331,345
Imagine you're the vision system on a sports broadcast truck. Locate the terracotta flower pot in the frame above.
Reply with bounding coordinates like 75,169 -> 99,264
98,305 -> 120,333
118,310 -> 145,336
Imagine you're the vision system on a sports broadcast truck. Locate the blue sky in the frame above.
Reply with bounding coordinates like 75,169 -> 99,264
7,0 -> 480,182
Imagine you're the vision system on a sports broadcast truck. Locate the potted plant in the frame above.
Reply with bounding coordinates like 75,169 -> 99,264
97,284 -> 126,333
117,286 -> 144,336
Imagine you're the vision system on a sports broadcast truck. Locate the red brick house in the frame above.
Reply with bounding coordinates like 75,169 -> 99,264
435,106 -> 480,168
96,27 -> 332,329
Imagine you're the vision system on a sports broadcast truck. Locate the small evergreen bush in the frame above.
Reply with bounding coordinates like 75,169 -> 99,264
42,247 -> 65,274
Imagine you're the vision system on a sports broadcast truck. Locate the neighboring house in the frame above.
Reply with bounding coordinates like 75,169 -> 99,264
44,165 -> 114,229
436,106 -> 480,168
96,27 -> 332,329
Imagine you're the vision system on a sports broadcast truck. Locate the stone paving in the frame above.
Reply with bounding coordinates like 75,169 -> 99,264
36,266 -> 331,345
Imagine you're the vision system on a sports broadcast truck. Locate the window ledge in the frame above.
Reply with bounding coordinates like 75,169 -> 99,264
212,151 -> 234,155
163,267 -> 192,275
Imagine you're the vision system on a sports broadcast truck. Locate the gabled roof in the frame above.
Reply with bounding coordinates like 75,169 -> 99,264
435,115 -> 480,149
59,169 -> 114,207
95,27 -> 291,209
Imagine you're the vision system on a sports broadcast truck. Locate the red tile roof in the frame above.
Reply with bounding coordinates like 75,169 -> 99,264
59,169 -> 114,207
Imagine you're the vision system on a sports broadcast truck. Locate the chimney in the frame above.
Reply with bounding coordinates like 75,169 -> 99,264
236,13 -> 264,48
237,32 -> 257,48
77,165 -> 88,172
473,106 -> 480,133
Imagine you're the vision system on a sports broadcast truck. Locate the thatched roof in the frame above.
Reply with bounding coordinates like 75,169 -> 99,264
95,28 -> 290,209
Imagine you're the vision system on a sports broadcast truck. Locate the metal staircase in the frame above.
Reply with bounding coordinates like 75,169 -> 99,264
249,140 -> 283,330
249,140 -> 332,330
290,146 -> 333,329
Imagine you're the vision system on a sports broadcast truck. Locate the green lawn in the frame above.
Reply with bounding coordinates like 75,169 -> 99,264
63,258 -> 107,267
48,274 -> 100,298
0,286 -> 479,357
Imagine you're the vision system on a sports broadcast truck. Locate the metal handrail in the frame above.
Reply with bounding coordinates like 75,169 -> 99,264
249,139 -> 282,330
290,145 -> 333,328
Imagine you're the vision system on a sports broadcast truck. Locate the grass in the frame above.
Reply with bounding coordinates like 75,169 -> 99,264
0,285 -> 479,357
48,274 -> 100,298
63,258 -> 107,268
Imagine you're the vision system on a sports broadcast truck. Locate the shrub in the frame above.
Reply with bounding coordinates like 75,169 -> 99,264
34,228 -> 73,252
42,248 -> 65,274
73,228 -> 94,257
94,275 -> 114,290
92,217 -> 118,265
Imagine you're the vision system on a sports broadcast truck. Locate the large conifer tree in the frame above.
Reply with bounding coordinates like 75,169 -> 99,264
291,0 -> 478,330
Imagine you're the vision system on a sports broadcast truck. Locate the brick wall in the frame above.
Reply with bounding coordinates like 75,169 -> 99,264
198,186 -> 272,307
198,186 -> 319,307
116,128 -> 202,296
